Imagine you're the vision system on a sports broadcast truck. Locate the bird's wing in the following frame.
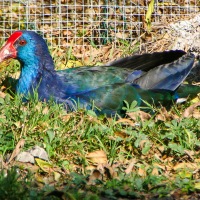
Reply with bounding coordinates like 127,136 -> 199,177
134,53 -> 195,90
68,83 -> 175,116
57,65 -> 136,94
107,50 -> 186,71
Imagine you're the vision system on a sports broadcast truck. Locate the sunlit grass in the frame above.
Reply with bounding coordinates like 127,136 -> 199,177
0,44 -> 200,199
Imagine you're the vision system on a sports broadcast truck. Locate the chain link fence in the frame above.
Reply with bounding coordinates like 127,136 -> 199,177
0,0 -> 199,49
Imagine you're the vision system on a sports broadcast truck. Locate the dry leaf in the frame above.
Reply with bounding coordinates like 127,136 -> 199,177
6,139 -> 25,165
139,139 -> 149,149
125,158 -> 137,174
115,32 -> 129,39
138,167 -> 146,177
157,145 -> 165,153
182,102 -> 200,118
61,114 -> 71,122
152,167 -> 159,175
44,8 -> 51,15
155,107 -> 171,121
14,161 -> 39,172
184,150 -> 194,160
114,131 -> 128,138
104,165 -> 117,179
173,162 -> 198,170
85,165 -> 96,172
54,171 -> 61,182
115,118 -> 136,127
0,91 -> 6,98
87,169 -> 103,185
86,150 -> 107,165
127,110 -> 151,122
194,159 -> 200,163
42,107 -> 49,115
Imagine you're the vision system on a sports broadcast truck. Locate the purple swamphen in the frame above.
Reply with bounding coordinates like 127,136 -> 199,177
0,30 -> 199,116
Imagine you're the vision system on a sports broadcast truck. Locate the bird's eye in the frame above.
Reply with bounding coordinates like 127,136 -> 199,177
19,40 -> 27,46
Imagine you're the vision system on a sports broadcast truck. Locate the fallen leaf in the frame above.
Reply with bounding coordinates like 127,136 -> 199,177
14,121 -> 21,128
114,131 -> 128,138
42,106 -> 49,115
54,171 -> 61,182
152,167 -> 159,175
35,102 -> 43,112
138,167 -> 146,177
0,91 -> 6,98
194,159 -> 200,163
44,8 -> 51,15
86,150 -> 107,165
173,162 -> 198,170
184,150 -> 194,160
127,110 -> 151,122
104,165 -> 116,179
139,139 -> 150,149
115,32 -> 129,39
85,165 -> 96,172
125,158 -> 137,174
61,114 -> 71,122
157,145 -> 165,153
35,158 -> 53,173
115,118 -> 136,127
6,139 -> 25,165
157,107 -> 180,121
14,161 -> 39,172
182,102 -> 200,118
155,107 -> 171,121
192,110 -> 200,119
87,169 -> 103,185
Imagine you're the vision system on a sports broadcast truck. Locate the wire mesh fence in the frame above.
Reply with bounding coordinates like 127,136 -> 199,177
0,0 -> 199,49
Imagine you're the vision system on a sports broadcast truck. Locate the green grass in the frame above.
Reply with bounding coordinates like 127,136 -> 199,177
0,58 -> 200,199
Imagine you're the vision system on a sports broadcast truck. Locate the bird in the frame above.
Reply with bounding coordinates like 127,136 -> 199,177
0,30 -> 199,116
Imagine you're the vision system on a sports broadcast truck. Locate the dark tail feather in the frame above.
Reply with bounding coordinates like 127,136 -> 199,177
133,53 -> 195,91
107,50 -> 186,71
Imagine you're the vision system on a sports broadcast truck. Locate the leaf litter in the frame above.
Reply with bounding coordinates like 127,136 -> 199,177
0,2 -> 200,199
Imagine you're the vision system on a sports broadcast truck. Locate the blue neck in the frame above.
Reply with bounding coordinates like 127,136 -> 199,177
16,53 -> 59,99
16,57 -> 40,96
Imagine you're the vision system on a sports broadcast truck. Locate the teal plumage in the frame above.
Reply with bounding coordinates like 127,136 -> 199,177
0,30 -> 199,116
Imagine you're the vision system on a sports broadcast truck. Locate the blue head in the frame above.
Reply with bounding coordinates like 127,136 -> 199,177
0,31 -> 56,95
0,30 -> 55,71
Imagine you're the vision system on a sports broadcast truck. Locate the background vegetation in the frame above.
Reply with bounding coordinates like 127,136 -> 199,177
0,0 -> 200,199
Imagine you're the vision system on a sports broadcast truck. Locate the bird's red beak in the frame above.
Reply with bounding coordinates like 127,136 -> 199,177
0,31 -> 22,63
0,42 -> 17,63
